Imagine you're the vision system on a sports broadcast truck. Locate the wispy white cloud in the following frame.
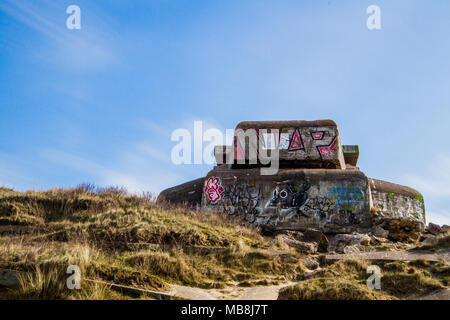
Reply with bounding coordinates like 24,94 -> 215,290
403,153 -> 450,198
134,142 -> 170,163
42,147 -> 182,195
402,152 -> 450,225
140,119 -> 172,138
0,153 -> 31,190
426,211 -> 450,226
0,0 -> 120,71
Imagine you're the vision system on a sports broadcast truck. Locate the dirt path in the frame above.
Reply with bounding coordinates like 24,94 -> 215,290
169,285 -> 216,300
168,283 -> 293,300
236,283 -> 293,300
326,250 -> 449,263
403,288 -> 450,300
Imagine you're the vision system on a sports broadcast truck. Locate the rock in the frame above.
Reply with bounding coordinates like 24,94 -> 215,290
279,230 -> 304,241
342,244 -> 376,254
291,240 -> 318,254
301,229 -> 329,252
276,235 -> 318,254
301,270 -> 319,280
301,270 -> 315,279
369,235 -> 389,246
301,256 -> 320,270
0,269 -> 19,287
302,229 -> 326,242
370,226 -> 389,238
420,236 -> 439,247
374,217 -> 424,243
260,225 -> 277,236
299,267 -> 323,280
327,233 -> 371,253
428,223 -> 443,235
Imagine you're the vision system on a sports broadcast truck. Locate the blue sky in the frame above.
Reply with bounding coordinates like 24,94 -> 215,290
0,0 -> 449,224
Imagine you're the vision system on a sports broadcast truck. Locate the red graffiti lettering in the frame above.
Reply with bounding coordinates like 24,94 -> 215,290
204,176 -> 224,203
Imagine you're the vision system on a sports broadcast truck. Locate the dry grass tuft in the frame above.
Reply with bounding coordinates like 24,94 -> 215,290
279,258 -> 448,300
279,277 -> 395,300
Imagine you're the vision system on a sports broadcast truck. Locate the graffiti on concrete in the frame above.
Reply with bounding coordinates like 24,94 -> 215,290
311,131 -> 325,140
233,126 -> 341,166
301,197 -> 334,221
316,136 -> 338,160
279,133 -> 290,150
210,179 -> 368,229
258,182 -> 310,226
262,183 -> 361,226
280,127 -> 339,161
221,184 -> 262,223
265,182 -> 310,211
288,129 -> 304,151
328,186 -> 364,208
204,176 -> 224,204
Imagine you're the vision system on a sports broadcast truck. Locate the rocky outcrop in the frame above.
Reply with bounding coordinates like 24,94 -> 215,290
373,217 -> 424,243
327,233 -> 371,253
301,229 -> 329,252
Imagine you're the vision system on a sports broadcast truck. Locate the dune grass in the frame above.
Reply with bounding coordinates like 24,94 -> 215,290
0,186 -> 303,299
278,259 -> 447,300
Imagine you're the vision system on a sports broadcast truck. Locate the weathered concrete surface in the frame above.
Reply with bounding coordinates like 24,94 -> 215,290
342,145 -> 359,167
157,177 -> 204,206
231,120 -> 346,169
369,178 -> 425,241
369,178 -> 425,224
202,166 -> 371,233
159,119 -> 426,237
158,173 -> 426,236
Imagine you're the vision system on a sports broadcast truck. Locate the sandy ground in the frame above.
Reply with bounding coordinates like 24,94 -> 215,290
326,249 -> 449,263
169,283 -> 294,300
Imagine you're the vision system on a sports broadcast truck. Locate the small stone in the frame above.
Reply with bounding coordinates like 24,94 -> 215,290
301,270 -> 315,279
301,256 -> 320,270
421,236 -> 439,247
276,235 -> 318,254
343,244 -> 376,254
327,233 -> 371,253
371,226 -> 389,238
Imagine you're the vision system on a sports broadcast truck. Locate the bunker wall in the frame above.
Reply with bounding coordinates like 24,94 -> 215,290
369,178 -> 426,225
202,166 -> 371,233
157,177 -> 204,206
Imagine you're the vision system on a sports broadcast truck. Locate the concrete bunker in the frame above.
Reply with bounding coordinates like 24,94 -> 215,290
158,120 -> 425,235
